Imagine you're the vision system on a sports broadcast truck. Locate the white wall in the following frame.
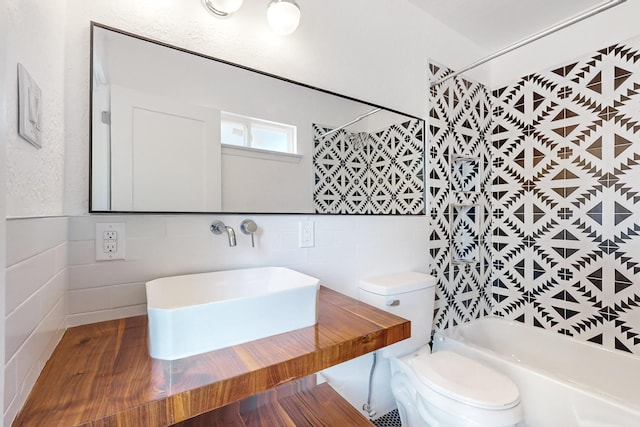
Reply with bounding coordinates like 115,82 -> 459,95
3,1 -> 69,425
0,1 -> 9,425
5,0 -> 67,218
488,1 -> 640,87
67,214 -> 428,324
4,218 -> 67,426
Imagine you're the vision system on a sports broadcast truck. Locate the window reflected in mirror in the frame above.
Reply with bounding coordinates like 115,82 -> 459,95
221,112 -> 297,155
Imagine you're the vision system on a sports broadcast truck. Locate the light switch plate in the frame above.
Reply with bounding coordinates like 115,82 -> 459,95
95,223 -> 126,261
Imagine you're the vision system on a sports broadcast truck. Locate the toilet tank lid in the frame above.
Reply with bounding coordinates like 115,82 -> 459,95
359,272 -> 436,295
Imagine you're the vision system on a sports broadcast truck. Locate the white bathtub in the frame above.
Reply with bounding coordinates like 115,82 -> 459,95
433,317 -> 640,427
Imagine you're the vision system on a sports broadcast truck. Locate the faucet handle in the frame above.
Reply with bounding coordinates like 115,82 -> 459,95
210,220 -> 225,235
240,219 -> 257,247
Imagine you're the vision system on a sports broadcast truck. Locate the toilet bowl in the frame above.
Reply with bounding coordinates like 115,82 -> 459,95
391,349 -> 523,426
358,272 -> 523,427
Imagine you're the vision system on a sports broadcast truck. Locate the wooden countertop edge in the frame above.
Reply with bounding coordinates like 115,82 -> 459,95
79,320 -> 408,426
14,286 -> 410,427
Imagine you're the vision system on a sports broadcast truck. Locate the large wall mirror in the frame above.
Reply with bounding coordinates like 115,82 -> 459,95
90,23 -> 425,214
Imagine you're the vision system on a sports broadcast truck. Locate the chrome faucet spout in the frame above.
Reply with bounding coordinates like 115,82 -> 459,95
210,220 -> 237,247
225,225 -> 237,247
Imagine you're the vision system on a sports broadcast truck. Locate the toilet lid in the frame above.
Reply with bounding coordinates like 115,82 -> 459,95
409,351 -> 520,410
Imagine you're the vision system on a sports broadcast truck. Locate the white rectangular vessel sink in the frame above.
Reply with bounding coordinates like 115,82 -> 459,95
146,267 -> 320,360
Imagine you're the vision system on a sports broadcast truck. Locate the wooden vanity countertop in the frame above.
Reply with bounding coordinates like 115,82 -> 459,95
13,286 -> 410,427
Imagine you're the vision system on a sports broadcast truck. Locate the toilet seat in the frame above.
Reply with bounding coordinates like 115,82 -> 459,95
408,351 -> 520,410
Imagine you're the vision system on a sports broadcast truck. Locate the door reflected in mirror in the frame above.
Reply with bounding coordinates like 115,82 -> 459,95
91,23 -> 425,214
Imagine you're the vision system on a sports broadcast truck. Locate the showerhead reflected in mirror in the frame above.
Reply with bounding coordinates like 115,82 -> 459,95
90,23 -> 425,214
348,132 -> 369,151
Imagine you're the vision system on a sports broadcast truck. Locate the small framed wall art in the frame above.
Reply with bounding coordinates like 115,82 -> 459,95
17,63 -> 43,148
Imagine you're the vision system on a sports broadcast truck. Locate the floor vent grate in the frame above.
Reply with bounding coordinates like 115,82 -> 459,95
372,408 -> 402,427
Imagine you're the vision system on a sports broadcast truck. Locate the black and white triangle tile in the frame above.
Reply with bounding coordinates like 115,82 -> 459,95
491,36 -> 640,354
312,120 -> 425,215
428,61 -> 493,331
431,36 -> 640,355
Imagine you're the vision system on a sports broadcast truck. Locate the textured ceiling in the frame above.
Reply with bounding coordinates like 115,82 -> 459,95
409,0 -> 604,51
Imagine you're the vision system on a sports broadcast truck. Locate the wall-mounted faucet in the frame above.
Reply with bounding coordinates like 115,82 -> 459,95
211,221 -> 236,247
240,219 -> 258,247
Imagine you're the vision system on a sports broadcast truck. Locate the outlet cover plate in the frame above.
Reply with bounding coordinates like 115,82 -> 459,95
95,223 -> 126,261
299,221 -> 314,248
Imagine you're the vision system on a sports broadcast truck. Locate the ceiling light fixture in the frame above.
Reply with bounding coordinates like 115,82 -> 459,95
202,0 -> 244,18
267,0 -> 301,35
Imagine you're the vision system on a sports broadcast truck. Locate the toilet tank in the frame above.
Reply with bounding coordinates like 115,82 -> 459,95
358,272 -> 437,358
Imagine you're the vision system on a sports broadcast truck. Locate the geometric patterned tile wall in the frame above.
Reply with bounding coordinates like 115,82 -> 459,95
428,61 -> 493,332
312,120 -> 425,214
491,37 -> 640,354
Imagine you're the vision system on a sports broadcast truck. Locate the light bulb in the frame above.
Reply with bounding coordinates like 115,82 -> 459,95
267,0 -> 301,35
202,0 -> 244,18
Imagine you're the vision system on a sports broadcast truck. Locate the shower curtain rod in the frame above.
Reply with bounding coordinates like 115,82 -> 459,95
318,107 -> 382,139
430,0 -> 627,87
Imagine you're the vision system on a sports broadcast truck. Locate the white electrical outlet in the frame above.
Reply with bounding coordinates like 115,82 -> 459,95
103,238 -> 118,253
299,221 -> 314,248
95,223 -> 126,261
104,230 -> 117,240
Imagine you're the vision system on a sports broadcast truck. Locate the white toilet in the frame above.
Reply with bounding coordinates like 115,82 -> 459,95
358,272 -> 523,427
